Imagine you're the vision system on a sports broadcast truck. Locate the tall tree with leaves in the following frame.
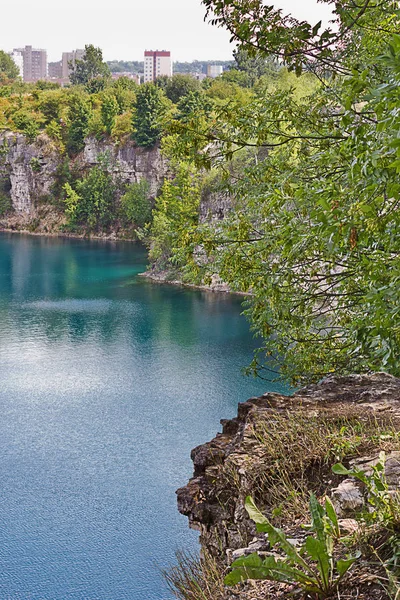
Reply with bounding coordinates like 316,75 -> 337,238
230,48 -> 279,86
69,45 -> 110,90
158,0 -> 400,385
132,83 -> 170,147
66,94 -> 92,155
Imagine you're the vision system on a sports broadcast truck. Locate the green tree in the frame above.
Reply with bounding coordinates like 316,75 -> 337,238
148,162 -> 202,273
231,48 -> 279,87
164,74 -> 201,104
69,45 -> 110,89
160,0 -> 400,385
0,51 -> 19,84
101,93 -> 119,135
120,179 -> 151,227
132,83 -> 170,147
63,154 -> 115,230
66,94 -> 92,155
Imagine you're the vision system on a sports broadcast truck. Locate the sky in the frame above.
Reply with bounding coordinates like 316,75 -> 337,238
2,0 -> 334,63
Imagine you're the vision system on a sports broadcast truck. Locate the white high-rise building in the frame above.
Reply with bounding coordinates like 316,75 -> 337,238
207,65 -> 223,78
144,50 -> 172,83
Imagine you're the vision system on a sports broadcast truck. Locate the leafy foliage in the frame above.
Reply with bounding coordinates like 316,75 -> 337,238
151,0 -> 400,385
69,44 -> 110,89
63,154 -> 116,231
100,93 -> 119,135
0,51 -> 20,84
229,47 -> 280,87
132,83 -> 170,147
120,179 -> 152,227
333,452 -> 400,527
66,94 -> 92,155
148,162 -> 202,273
226,495 -> 359,597
163,74 -> 201,104
11,111 -> 40,140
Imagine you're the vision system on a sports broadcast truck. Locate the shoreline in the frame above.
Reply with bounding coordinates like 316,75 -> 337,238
0,227 -> 250,296
138,270 -> 251,296
0,226 -> 137,243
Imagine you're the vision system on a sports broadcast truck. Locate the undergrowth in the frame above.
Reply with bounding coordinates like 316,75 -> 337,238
164,551 -> 225,600
242,408 -> 400,521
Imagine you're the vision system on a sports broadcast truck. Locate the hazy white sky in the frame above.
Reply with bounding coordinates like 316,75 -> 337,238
1,0 -> 333,63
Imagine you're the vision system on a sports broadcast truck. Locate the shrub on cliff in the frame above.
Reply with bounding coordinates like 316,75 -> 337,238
63,154 -> 115,231
120,179 -> 152,228
66,94 -> 92,155
10,109 -> 41,141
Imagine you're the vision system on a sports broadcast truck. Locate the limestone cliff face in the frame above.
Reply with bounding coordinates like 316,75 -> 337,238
177,373 -> 400,563
0,131 -> 167,216
0,132 -> 60,213
199,188 -> 232,225
82,136 -> 167,199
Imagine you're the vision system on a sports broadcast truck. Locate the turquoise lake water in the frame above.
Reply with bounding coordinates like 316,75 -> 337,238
0,233 -> 287,599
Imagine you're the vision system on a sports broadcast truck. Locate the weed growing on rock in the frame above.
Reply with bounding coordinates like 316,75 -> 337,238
225,495 -> 360,598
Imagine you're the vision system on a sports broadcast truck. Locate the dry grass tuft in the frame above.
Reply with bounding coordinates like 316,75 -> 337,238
242,408 -> 400,522
163,551 -> 226,600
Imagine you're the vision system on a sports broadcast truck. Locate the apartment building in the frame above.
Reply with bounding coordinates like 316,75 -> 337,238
14,46 -> 47,82
144,50 -> 172,83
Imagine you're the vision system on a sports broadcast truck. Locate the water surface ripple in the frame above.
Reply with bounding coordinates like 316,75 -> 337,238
0,233 -> 286,599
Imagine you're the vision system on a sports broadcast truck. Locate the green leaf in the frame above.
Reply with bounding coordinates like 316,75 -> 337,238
231,553 -> 263,568
224,569 -> 247,585
332,463 -> 351,476
336,552 -> 361,578
325,497 -> 340,538
244,497 -> 314,573
245,496 -> 269,527
309,494 -> 325,543
305,536 -> 330,591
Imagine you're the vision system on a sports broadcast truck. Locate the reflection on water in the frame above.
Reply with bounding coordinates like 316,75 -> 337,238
0,233 -> 288,600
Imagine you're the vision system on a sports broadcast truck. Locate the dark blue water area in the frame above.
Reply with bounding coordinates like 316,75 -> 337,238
0,233 -> 289,600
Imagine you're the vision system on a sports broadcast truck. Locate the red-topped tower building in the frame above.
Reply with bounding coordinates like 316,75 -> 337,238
144,50 -> 172,82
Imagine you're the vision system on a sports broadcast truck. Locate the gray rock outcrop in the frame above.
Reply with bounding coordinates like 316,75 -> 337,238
0,132 -> 60,213
177,373 -> 400,562
0,132 -> 168,216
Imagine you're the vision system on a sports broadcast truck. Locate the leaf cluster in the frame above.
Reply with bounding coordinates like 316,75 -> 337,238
226,495 -> 359,597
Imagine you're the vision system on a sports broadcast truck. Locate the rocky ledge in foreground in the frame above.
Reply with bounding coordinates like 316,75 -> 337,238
176,373 -> 400,600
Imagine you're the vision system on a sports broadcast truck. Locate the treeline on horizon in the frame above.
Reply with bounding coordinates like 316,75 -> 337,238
105,60 -> 234,74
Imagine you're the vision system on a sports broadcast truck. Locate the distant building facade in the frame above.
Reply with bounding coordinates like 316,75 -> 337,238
207,64 -> 223,78
8,50 -> 23,77
144,50 -> 172,82
48,61 -> 62,79
14,46 -> 47,82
